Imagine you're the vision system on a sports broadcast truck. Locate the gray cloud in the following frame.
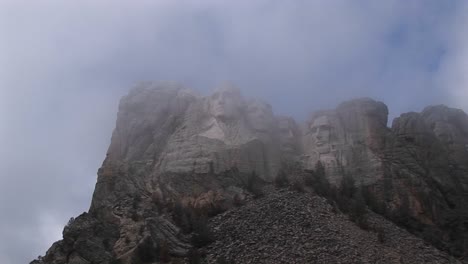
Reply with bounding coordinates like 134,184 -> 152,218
1,1 -> 467,263
436,2 -> 468,110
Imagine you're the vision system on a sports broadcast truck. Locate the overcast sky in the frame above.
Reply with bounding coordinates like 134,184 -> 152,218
1,1 -> 468,263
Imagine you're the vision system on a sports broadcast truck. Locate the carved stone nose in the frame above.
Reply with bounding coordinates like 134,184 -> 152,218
315,128 -> 322,139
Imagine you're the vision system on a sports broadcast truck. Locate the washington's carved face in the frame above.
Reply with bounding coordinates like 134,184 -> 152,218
309,115 -> 332,153
246,100 -> 274,132
209,89 -> 242,119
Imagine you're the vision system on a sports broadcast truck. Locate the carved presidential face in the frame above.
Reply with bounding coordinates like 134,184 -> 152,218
432,122 -> 453,145
246,100 -> 274,132
309,115 -> 333,154
278,117 -> 299,153
209,88 -> 243,120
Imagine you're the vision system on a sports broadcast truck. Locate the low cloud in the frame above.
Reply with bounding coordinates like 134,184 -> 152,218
1,1 -> 467,263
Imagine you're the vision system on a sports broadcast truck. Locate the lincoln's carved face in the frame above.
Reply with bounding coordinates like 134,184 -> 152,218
309,115 -> 332,153
246,100 -> 274,132
209,88 -> 242,120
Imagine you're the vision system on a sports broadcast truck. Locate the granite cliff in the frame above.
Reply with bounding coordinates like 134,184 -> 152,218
33,82 -> 468,263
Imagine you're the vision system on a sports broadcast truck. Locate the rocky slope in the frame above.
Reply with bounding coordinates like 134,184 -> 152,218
33,82 -> 468,263
205,188 -> 457,264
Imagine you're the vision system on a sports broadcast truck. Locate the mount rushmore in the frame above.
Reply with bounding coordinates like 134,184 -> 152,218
34,82 -> 468,263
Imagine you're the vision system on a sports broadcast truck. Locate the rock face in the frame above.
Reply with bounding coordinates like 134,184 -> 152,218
34,82 -> 468,263
106,81 -> 284,177
385,106 -> 468,255
90,82 -> 286,219
302,98 -> 389,185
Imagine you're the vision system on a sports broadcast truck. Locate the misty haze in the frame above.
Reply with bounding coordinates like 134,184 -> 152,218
1,1 -> 468,264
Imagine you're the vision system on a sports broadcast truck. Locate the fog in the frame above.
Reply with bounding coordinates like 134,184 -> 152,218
1,1 -> 467,263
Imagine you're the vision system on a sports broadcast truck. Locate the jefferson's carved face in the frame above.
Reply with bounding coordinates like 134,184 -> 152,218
246,100 -> 274,132
309,115 -> 332,153
210,89 -> 242,119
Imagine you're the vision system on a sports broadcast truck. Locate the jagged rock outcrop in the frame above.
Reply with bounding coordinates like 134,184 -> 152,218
36,213 -> 120,264
383,105 -> 468,255
34,82 -> 468,263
